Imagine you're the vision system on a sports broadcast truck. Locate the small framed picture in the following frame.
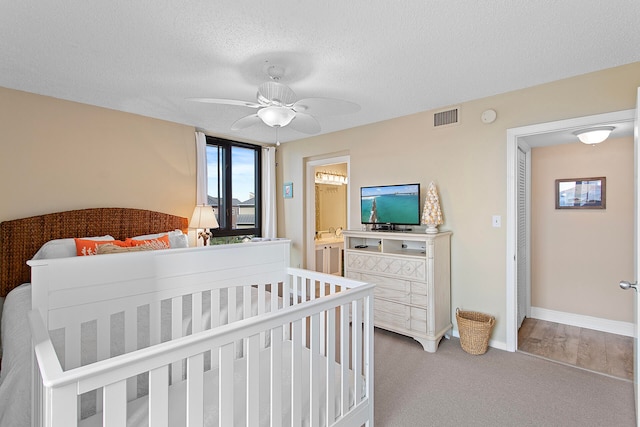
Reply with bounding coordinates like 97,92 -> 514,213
555,177 -> 606,209
283,182 -> 293,199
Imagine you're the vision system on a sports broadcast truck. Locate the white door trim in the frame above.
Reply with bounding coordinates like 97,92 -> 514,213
505,109 -> 636,352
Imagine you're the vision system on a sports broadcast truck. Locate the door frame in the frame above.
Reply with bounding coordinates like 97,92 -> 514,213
305,155 -> 350,271
505,109 -> 636,352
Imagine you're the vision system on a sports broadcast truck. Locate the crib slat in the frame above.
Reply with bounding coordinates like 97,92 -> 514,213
243,286 -> 252,320
187,353 -> 204,427
271,282 -> 279,312
258,285 -> 266,314
64,322 -> 81,370
171,296 -> 183,384
283,280 -> 291,340
149,300 -> 161,345
364,293 -> 374,409
97,316 -> 110,361
125,308 -> 137,400
283,280 -> 290,308
291,320 -> 302,426
149,365 -> 169,427
246,334 -> 260,427
319,282 -> 326,356
340,302 -> 349,415
192,292 -> 203,334
219,343 -> 235,426
103,380 -> 127,427
310,312 -> 320,427
211,289 -> 220,328
228,287 -> 237,324
96,316 -> 110,414
352,298 -> 363,402
270,325 -> 283,426
326,307 -> 336,424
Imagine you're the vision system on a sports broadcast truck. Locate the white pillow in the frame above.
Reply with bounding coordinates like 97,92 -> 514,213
130,229 -> 188,248
31,235 -> 114,260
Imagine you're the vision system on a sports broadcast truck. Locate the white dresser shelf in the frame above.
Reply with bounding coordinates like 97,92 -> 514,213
343,230 -> 452,352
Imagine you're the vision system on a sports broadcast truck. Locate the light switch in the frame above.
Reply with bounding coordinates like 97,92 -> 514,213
492,215 -> 501,228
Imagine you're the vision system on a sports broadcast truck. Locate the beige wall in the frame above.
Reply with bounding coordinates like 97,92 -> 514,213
277,62 -> 640,346
2,62 -> 639,347
531,138 -> 633,322
0,87 -> 196,223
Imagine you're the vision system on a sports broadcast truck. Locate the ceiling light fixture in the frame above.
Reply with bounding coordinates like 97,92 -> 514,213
315,172 -> 348,186
257,105 -> 296,128
573,126 -> 615,145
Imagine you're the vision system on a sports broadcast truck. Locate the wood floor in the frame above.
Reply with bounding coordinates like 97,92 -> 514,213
518,317 -> 633,381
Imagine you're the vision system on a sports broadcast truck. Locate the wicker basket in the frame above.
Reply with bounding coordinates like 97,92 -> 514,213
456,308 -> 495,355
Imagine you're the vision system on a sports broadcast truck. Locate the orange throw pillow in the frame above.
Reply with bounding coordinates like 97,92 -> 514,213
127,234 -> 170,250
74,238 -> 129,256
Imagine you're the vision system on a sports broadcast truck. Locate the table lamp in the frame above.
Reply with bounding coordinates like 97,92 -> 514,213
189,205 -> 219,246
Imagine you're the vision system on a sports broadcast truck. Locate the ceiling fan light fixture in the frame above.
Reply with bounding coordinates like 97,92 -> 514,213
258,106 -> 296,127
573,126 -> 615,145
257,81 -> 296,106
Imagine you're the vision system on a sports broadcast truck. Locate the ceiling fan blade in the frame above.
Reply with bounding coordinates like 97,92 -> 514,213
289,113 -> 321,134
187,98 -> 261,109
231,114 -> 262,130
293,97 -> 360,116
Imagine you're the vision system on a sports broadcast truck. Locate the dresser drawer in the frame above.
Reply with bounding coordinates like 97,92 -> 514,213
411,282 -> 428,295
374,298 -> 410,331
345,252 -> 426,280
411,293 -> 428,306
361,273 -> 410,304
410,307 -> 427,333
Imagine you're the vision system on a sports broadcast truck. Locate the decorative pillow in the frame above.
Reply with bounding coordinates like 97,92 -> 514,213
127,234 -> 170,250
97,244 -> 154,255
75,238 -> 128,256
32,235 -> 114,260
130,230 -> 187,248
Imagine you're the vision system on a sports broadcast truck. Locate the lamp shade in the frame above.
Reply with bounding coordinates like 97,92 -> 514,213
189,205 -> 219,229
573,126 -> 615,145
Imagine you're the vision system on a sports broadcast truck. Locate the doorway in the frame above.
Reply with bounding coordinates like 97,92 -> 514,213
505,109 -> 636,352
305,155 -> 350,272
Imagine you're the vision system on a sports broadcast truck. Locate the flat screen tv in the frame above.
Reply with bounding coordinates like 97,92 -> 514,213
360,183 -> 421,228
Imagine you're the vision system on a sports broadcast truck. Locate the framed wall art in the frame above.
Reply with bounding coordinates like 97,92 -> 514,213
555,177 -> 606,209
283,182 -> 293,199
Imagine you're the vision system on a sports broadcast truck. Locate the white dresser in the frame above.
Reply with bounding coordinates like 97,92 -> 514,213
343,230 -> 451,352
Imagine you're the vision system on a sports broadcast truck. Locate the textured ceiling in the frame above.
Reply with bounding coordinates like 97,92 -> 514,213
1,1 -> 639,144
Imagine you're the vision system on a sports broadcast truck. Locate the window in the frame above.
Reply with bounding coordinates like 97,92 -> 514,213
206,136 -> 261,240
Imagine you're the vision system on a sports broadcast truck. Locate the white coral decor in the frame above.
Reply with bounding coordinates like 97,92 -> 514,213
422,181 -> 443,234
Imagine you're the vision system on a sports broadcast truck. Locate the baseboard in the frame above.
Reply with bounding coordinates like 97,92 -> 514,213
530,307 -> 634,337
450,329 -> 508,351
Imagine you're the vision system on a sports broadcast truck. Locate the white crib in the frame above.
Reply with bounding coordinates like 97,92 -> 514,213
27,240 -> 374,427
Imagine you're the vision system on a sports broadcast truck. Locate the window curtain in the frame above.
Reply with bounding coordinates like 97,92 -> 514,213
195,131 -> 207,205
262,146 -> 277,238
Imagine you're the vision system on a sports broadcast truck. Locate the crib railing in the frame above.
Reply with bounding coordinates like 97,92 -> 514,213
30,266 -> 374,427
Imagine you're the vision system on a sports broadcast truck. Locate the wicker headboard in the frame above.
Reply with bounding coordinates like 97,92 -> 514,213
0,208 -> 189,297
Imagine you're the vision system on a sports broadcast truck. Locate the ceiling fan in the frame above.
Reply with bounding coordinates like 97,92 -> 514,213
190,66 -> 360,136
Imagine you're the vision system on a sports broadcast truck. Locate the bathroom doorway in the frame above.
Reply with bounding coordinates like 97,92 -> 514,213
305,155 -> 350,273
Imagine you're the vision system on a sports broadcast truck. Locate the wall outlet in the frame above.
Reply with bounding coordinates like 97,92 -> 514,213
492,215 -> 501,228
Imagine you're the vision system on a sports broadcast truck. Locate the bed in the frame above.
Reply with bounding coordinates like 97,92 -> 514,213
0,208 -> 374,426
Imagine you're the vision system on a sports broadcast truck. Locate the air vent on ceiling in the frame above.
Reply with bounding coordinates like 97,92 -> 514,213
433,107 -> 459,127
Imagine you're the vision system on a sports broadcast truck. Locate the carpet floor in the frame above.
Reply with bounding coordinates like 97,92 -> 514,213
374,328 -> 635,426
